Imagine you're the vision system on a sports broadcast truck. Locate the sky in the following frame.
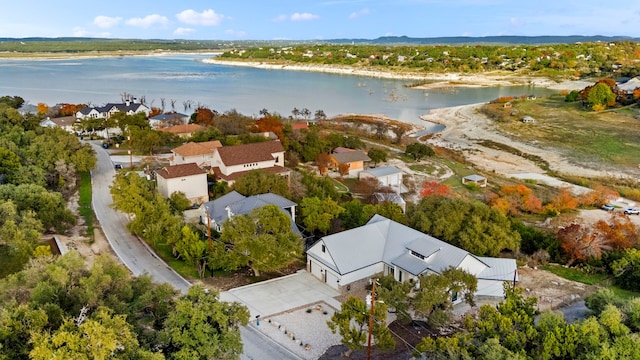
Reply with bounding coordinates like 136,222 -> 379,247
1,1 -> 639,40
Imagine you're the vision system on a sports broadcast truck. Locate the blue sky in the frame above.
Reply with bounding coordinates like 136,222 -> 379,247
2,1 -> 639,40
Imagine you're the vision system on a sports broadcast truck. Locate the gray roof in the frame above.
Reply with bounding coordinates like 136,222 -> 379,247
151,113 -> 189,121
373,192 -> 405,205
362,166 -> 402,177
619,77 -> 640,92
463,174 -> 486,182
331,150 -> 371,164
203,191 -> 299,235
312,215 -> 515,278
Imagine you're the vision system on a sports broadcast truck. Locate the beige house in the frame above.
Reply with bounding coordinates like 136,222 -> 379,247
328,147 -> 371,174
155,163 -> 209,205
159,124 -> 204,138
210,141 -> 289,185
170,141 -> 223,166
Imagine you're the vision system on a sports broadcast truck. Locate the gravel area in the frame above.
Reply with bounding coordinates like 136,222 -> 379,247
252,302 -> 342,360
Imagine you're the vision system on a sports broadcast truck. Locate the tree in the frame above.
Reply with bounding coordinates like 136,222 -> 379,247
558,222 -> 611,265
405,142 -> 434,160
327,296 -> 395,357
587,82 -> 616,109
300,197 -> 344,234
232,170 -> 290,198
611,248 -> 640,291
218,205 -> 302,276
315,153 -> 332,175
160,286 -> 249,360
169,191 -> 192,212
367,148 -> 387,167
174,226 -> 208,278
420,181 -> 451,197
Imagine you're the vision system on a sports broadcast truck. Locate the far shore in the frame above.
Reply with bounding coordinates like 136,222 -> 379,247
203,58 -> 592,91
0,50 -> 223,61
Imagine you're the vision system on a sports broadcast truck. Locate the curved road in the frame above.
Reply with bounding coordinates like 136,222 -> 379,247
89,143 -> 300,360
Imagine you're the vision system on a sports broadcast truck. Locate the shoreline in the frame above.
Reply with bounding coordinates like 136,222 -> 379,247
0,50 -> 223,61
203,58 -> 591,91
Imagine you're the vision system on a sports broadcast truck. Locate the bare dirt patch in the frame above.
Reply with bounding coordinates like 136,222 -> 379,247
517,266 -> 594,312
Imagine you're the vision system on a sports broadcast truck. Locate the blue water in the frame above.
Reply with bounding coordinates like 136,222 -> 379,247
0,53 -> 556,125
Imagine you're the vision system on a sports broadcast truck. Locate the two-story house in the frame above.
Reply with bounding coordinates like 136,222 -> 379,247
210,141 -> 289,185
155,163 -> 209,205
170,140 -> 223,166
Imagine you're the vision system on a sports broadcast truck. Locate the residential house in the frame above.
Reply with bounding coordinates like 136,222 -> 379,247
170,140 -> 223,166
200,190 -> 300,235
159,123 -> 204,138
462,174 -> 488,187
372,192 -> 406,213
618,76 -> 640,101
155,163 -> 208,205
359,166 -> 407,194
40,116 -> 77,133
75,99 -> 150,120
149,113 -> 190,129
306,215 -> 516,299
210,141 -> 288,185
328,147 -> 371,175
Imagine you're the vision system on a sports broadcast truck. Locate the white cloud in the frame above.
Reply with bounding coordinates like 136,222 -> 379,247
126,14 -> 169,28
174,27 -> 195,36
72,27 -> 110,38
272,14 -> 288,22
291,12 -> 319,21
93,16 -> 122,29
348,8 -> 370,19
176,9 -> 225,26
224,29 -> 247,38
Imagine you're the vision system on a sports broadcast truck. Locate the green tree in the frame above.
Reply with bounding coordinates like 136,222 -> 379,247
611,248 -> 640,291
300,196 -> 344,234
367,148 -> 387,167
160,286 -> 249,360
174,226 -> 208,278
587,82 -> 616,109
327,296 -> 395,357
232,170 -> 290,197
405,142 -> 434,160
218,205 -> 302,276
169,191 -> 192,212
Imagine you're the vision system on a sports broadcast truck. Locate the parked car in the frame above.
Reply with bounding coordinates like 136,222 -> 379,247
601,204 -> 615,212
114,164 -> 123,170
624,208 -> 640,215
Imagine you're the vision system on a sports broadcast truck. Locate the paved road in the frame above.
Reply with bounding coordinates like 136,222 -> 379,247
90,143 -> 300,359
91,143 -> 191,293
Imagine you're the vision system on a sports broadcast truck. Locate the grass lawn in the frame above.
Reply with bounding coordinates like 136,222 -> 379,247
152,242 -> 200,280
331,177 -> 351,193
490,96 -> 640,170
542,264 -> 640,300
78,172 -> 94,238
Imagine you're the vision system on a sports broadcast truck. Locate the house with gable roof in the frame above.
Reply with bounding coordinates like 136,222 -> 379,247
306,215 -> 516,299
40,116 -> 77,133
75,99 -> 150,120
200,190 -> 300,235
170,140 -> 223,166
210,140 -> 289,185
328,147 -> 371,175
159,123 -> 204,138
155,163 -> 209,205
149,112 -> 190,129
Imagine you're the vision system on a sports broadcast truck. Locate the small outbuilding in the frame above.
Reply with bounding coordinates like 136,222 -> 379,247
521,116 -> 535,123
462,174 -> 487,187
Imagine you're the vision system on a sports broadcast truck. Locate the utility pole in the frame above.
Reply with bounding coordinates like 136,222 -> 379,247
127,128 -> 133,170
367,279 -> 377,360
206,211 -> 212,251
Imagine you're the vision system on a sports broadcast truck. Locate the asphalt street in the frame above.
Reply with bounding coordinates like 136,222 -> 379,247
90,143 -> 301,360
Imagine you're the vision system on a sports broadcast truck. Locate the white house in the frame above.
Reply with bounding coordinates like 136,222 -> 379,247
359,166 -> 407,193
155,163 -> 208,205
149,113 -> 190,129
210,141 -> 288,185
200,190 -> 300,235
306,215 -> 517,299
170,141 -> 223,166
76,99 -> 150,120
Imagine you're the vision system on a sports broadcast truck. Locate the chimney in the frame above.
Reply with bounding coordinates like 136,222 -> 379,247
125,100 -> 130,106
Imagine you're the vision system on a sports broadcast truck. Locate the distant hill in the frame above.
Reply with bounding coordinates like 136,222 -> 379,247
325,35 -> 640,45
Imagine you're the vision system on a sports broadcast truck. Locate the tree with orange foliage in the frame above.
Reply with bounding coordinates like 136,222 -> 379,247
194,107 -> 216,126
420,181 -> 451,197
316,153 -> 331,175
491,184 -> 542,215
37,102 -> 49,116
558,223 -> 611,265
338,163 -> 350,176
59,103 -> 86,116
578,184 -> 619,207
594,213 -> 639,250
148,107 -> 163,118
254,116 -> 284,140
547,187 -> 579,213
634,88 -> 640,100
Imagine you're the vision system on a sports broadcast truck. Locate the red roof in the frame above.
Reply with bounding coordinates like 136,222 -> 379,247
216,141 -> 284,166
156,163 -> 206,179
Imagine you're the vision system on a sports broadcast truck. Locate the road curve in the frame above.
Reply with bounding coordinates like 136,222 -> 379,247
90,142 -> 191,293
90,143 -> 300,359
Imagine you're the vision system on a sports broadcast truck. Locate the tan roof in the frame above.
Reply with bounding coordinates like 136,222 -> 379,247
216,141 -> 284,166
50,116 -> 77,127
330,150 -> 371,164
159,124 -> 204,134
172,140 -> 222,157
156,163 -> 206,179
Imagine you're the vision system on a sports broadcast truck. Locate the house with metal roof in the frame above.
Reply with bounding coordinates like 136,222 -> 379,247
149,112 -> 190,129
359,166 -> 408,193
306,215 -> 516,299
328,147 -> 371,175
462,174 -> 488,187
200,190 -> 300,236
155,163 -> 209,205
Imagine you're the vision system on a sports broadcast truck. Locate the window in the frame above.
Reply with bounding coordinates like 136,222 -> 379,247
321,245 -> 326,253
410,250 -> 425,260
451,291 -> 458,302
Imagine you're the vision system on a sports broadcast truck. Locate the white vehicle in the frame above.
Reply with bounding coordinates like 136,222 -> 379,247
624,208 -> 640,215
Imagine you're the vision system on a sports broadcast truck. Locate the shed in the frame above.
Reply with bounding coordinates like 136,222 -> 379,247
521,116 -> 535,123
462,174 -> 487,187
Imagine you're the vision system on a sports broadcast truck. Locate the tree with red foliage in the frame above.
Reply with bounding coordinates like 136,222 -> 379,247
595,213 -> 639,250
420,181 -> 451,197
558,222 -> 612,265
316,153 -> 331,175
547,187 -> 579,213
254,115 -> 284,140
194,107 -> 216,126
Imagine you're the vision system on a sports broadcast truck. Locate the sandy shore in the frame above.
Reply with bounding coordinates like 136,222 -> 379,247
204,58 -> 591,91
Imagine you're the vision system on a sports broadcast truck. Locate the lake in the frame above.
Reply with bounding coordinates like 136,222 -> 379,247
0,53 -> 557,126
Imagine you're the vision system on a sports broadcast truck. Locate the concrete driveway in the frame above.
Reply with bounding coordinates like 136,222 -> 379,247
220,270 -> 341,319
